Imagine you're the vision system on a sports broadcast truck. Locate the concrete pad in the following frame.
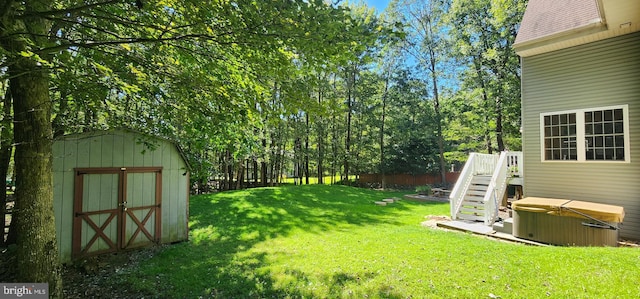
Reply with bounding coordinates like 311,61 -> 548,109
437,220 -> 547,246
403,194 -> 449,203
439,220 -> 495,234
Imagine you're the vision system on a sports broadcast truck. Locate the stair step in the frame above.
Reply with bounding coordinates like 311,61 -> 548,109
467,190 -> 488,196
492,222 -> 505,233
468,185 -> 489,190
460,206 -> 484,212
493,218 -> 513,234
461,200 -> 485,206
503,218 -> 513,232
456,213 -> 485,221
471,176 -> 492,184
459,206 -> 485,214
464,195 -> 485,203
466,190 -> 487,196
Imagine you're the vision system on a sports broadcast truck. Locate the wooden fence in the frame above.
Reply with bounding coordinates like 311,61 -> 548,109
358,172 -> 460,187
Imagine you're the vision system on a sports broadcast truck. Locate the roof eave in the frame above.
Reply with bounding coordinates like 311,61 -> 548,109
514,19 -> 607,56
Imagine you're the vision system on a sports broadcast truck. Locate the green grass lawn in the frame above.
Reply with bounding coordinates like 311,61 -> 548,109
119,185 -> 640,298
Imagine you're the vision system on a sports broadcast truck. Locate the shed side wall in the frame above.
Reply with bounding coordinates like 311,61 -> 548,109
521,31 -> 640,239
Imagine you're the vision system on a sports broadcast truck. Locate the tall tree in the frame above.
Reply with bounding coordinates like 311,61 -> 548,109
396,0 -> 450,183
0,79 -> 12,245
1,0 -> 61,294
447,0 -> 526,153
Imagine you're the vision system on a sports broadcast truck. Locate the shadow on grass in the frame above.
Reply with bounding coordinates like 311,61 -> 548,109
126,184 -> 444,298
190,184 -> 411,237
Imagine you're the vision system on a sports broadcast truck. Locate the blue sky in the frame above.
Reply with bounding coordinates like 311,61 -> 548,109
363,0 -> 390,12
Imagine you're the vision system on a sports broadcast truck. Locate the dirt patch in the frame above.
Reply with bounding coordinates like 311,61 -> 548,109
62,246 -> 169,298
1,244 -> 168,298
421,215 -> 451,229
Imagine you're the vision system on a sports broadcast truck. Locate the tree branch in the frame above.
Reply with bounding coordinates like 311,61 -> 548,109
17,0 -> 123,18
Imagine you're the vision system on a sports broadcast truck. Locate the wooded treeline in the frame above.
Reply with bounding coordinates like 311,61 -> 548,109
0,0 -> 525,294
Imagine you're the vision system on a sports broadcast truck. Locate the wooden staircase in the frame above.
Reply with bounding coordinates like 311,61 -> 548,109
456,175 -> 491,221
449,151 -> 523,225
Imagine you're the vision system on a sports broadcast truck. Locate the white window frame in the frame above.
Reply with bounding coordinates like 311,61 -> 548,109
540,104 -> 630,163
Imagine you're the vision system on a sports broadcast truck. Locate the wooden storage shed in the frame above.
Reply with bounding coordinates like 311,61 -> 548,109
52,129 -> 190,262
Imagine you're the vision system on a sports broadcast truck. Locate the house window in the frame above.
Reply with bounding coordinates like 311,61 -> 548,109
585,108 -> 625,161
543,113 -> 577,160
540,105 -> 629,162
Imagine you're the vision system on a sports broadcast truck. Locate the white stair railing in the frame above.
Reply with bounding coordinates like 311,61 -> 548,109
482,152 -> 510,225
505,151 -> 523,177
473,153 -> 499,175
449,153 -> 477,219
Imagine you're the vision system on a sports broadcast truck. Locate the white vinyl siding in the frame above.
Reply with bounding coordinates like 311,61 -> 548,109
521,31 -> 640,240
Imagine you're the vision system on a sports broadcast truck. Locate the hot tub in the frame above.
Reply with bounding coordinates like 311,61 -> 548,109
512,197 -> 624,246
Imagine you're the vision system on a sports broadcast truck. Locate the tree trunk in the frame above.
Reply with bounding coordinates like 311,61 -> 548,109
343,64 -> 355,183
269,155 -> 275,187
316,85 -> 324,184
245,160 -> 250,188
430,63 -> 446,184
273,133 -> 281,186
0,83 -> 12,245
294,136 -> 301,185
331,107 -> 338,185
495,97 -> 505,152
473,56 -> 493,154
304,112 -> 310,185
51,91 -> 67,138
380,71 -> 389,190
10,57 -> 62,297
261,139 -> 268,187
253,160 -> 258,187
353,114 -> 362,183
227,151 -> 234,190
425,19 -> 447,185
235,161 -> 244,190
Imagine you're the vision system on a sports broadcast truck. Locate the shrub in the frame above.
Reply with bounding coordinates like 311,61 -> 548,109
415,185 -> 431,195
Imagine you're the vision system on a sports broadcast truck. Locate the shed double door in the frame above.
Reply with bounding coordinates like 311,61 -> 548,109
72,167 -> 162,258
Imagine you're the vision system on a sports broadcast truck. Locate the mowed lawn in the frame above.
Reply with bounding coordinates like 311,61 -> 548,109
120,185 -> 640,298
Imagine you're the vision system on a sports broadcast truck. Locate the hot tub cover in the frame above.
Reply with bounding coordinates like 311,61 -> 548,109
512,197 -> 624,223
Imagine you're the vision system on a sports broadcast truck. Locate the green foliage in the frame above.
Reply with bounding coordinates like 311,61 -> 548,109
381,69 -> 440,174
445,0 -> 525,153
3,0 -> 526,195
415,184 -> 432,194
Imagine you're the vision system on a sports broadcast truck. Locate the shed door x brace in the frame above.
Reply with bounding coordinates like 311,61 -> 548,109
72,167 -> 162,258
